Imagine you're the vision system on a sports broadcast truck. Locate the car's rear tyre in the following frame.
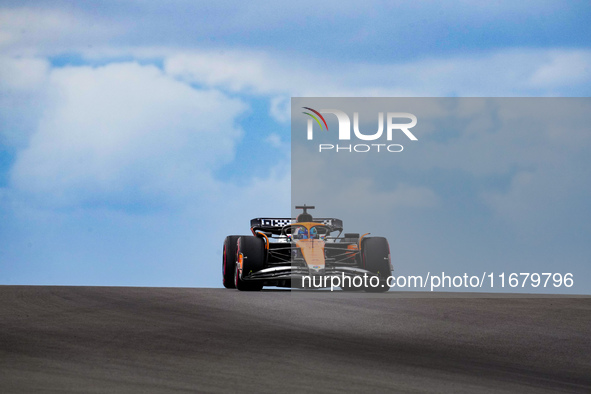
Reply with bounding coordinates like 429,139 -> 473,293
235,236 -> 265,291
223,235 -> 243,289
361,237 -> 391,293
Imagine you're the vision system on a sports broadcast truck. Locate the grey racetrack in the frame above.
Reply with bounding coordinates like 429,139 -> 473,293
1,286 -> 590,393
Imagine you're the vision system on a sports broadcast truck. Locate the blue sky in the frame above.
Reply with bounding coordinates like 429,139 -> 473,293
0,1 -> 590,289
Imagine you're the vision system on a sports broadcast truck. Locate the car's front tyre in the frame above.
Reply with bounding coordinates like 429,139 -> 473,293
235,236 -> 265,291
222,235 -> 241,289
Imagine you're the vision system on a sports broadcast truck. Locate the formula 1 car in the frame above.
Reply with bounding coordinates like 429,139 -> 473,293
222,205 -> 392,292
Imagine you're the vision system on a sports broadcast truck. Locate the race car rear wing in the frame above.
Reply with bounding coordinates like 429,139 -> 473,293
251,217 -> 344,235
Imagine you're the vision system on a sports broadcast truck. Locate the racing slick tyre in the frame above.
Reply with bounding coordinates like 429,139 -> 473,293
222,235 -> 241,289
361,237 -> 391,293
235,236 -> 265,291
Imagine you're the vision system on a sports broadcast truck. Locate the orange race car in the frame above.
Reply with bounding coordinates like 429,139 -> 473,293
222,205 -> 392,292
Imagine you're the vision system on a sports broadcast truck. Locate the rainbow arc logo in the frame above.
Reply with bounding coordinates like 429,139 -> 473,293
302,107 -> 328,131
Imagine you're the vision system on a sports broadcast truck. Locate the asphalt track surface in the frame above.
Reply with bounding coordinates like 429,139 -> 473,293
1,286 -> 590,393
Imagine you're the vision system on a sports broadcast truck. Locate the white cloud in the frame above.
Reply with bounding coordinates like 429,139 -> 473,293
165,48 -> 591,97
269,96 -> 291,123
0,7 -> 121,55
165,50 -> 272,93
163,48 -> 591,123
0,56 -> 49,90
10,62 -> 247,207
528,50 -> 591,88
265,133 -> 283,148
0,56 -> 50,147
361,98 -> 591,179
482,161 -> 589,243
291,144 -> 438,222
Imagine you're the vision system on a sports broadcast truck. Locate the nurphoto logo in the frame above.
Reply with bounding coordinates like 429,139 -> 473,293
302,107 -> 418,153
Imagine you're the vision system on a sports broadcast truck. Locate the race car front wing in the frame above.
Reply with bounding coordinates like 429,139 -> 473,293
243,265 -> 380,282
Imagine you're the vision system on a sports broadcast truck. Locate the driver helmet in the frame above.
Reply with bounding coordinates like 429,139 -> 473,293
295,227 -> 308,239
310,226 -> 319,239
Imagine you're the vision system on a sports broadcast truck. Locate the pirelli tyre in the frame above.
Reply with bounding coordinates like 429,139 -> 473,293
235,236 -> 265,291
222,235 -> 242,289
361,237 -> 391,293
